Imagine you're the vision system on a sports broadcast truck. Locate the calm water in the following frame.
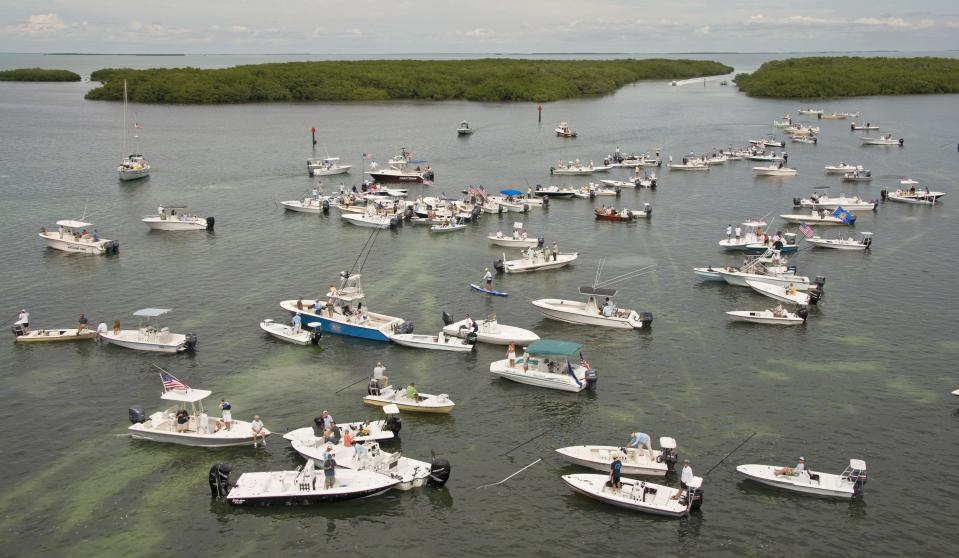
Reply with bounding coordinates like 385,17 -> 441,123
1,54 -> 958,556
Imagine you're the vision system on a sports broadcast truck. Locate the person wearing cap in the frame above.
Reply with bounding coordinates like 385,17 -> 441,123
16,309 -> 29,332
372,362 -> 388,389
320,410 -> 333,432
626,432 -> 652,461
609,455 -> 623,491
776,457 -> 805,476
672,459 -> 694,500
323,450 -> 336,489
483,268 -> 493,290
251,415 -> 266,448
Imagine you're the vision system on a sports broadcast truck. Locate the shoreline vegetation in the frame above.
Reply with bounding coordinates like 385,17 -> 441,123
735,56 -> 959,98
0,68 -> 81,82
84,58 -> 732,103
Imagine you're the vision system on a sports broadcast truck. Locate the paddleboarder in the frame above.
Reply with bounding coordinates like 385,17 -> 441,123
483,268 -> 493,290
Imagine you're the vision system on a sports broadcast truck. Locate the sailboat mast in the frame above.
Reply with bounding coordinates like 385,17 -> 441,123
122,80 -> 128,159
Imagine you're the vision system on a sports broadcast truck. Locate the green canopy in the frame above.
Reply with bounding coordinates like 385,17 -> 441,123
526,340 -> 583,356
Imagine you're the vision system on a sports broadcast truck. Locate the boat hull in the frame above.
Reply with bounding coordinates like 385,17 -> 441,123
489,236 -> 539,248
736,465 -> 855,499
119,168 -> 150,181
143,218 -> 208,231
363,397 -> 455,414
562,474 -> 692,517
39,234 -> 115,255
531,299 -> 642,329
14,329 -> 96,343
99,330 -> 188,353
281,302 -> 399,342
389,333 -> 473,352
725,311 -> 804,326
555,446 -> 667,476
128,426 -> 266,447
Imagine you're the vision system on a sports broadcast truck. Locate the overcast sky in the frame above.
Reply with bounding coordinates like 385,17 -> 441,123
2,1 -> 957,54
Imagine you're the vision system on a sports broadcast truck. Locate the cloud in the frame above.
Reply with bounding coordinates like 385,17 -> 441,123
464,28 -> 496,39
855,16 -> 911,28
8,13 -> 68,35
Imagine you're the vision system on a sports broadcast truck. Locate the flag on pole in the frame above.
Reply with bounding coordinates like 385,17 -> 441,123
134,122 -> 143,129
159,371 -> 189,391
362,153 -> 373,160
566,360 -> 583,387
579,352 -> 591,370
798,223 -> 814,238
831,206 -> 856,224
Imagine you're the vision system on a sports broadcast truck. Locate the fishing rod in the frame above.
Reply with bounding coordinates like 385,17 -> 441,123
335,374 -> 371,394
501,428 -> 550,456
594,266 -> 657,289
703,431 -> 757,477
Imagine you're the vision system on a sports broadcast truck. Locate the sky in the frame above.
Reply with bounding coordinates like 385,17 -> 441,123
1,1 -> 957,54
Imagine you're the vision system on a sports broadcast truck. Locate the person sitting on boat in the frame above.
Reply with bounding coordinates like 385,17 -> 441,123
175,409 -> 190,433
16,309 -> 29,331
775,457 -> 805,476
372,362 -> 388,389
771,304 -> 786,318
602,302 -> 614,318
327,422 -> 342,445
521,231 -> 528,240
77,314 -> 89,333
672,460 -> 695,500
406,382 -> 424,403
323,452 -> 337,489
464,314 -> 477,333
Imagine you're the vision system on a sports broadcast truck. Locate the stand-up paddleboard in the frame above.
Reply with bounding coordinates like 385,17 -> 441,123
470,283 -> 508,297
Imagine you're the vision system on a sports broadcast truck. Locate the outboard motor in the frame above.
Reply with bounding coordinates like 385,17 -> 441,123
208,463 -> 233,498
584,369 -> 598,389
864,236 -> 873,250
898,138 -> 904,146
537,237 -> 545,249
184,332 -> 198,351
786,265 -> 798,274
684,486 -> 705,510
465,331 -> 478,347
11,323 -> 26,337
441,311 -> 454,326
104,241 -> 120,255
796,307 -> 809,321
614,187 -> 621,197
588,190 -> 596,199
388,216 -> 400,228
205,216 -> 215,231
128,405 -> 146,424
384,414 -> 402,436
639,311 -> 653,328
427,458 -> 451,488
657,437 -> 679,469
792,197 -> 802,207
471,206 -> 482,218
493,258 -> 505,273
643,203 -> 652,216
322,199 -> 330,214
880,189 -> 888,201
361,181 -> 369,192
392,321 -> 414,335
808,276 -> 826,305
541,195 -> 549,208
849,471 -> 868,496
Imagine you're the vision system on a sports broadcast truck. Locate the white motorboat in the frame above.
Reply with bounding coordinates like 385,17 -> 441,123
573,183 -> 619,198
128,383 -> 268,447
797,108 -> 823,115
599,180 -> 634,189
753,165 -> 797,176
556,436 -> 678,476
497,249 -> 578,273
280,191 -> 331,213
737,459 -> 868,499
488,195 -> 529,213
745,280 -> 823,306
142,205 -> 213,231
39,219 -> 120,255
717,265 -> 809,290
533,185 -> 577,198
791,136 -> 818,144
693,267 -> 724,281
551,160 -> 597,176
860,134 -> 902,146
806,232 -> 873,251
531,286 -> 653,330
850,122 -> 879,131
718,220 -> 768,250
667,159 -> 709,171
99,308 -> 196,353
283,404 -> 402,448
784,123 -> 819,136
841,170 -> 873,182
365,149 -> 434,183
442,314 -> 539,345
341,212 -> 399,229
779,210 -> 854,226
429,222 -> 466,233
281,270 -> 411,342
773,115 -> 792,128
307,157 -> 351,177
489,339 -> 597,393
793,192 -> 877,212
824,162 -> 864,174
725,308 -> 807,325
11,324 -> 95,343
745,151 -> 784,162
259,318 -> 322,345
748,137 -> 784,148
219,460 -> 402,505
390,330 -> 474,352
456,120 -> 474,135
820,112 -> 847,120
364,383 -> 455,413
562,474 -> 703,517
882,180 -> 945,205
118,80 -> 151,181
488,222 -> 539,248
555,122 -> 577,137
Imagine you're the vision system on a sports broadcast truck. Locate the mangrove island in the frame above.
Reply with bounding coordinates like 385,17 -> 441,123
0,68 -> 82,82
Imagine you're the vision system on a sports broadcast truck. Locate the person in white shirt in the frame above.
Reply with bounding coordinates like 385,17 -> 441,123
672,460 -> 695,499
16,309 -> 29,332
251,415 -> 267,448
372,362 -> 388,389
95,321 -> 107,340
734,226 -> 742,240
725,224 -> 732,240
776,457 -> 805,476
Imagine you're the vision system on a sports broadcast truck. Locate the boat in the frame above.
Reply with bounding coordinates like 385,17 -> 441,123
429,222 -> 467,233
841,170 -> 873,182
39,219 -> 120,255
364,383 -> 455,413
773,115 -> 792,128
850,122 -> 880,131
748,137 -> 784,148
593,204 -> 651,221
824,163 -> 864,174
99,308 -> 196,353
259,318 -> 322,345
693,267 -> 724,281
533,185 -> 577,198
341,212 -> 399,229
555,122 -> 577,137
488,222 -> 540,248
745,280 -> 823,306
489,339 -> 597,393
743,233 -> 800,255
118,80 -> 150,181
280,189 -> 331,214
667,159 -> 709,171
797,108 -> 823,115
717,258 -> 811,290
217,460 -> 402,505
753,165 -> 797,176
11,323 -> 95,343
281,270 -> 411,342
737,459 -> 868,499
881,180 -> 945,205
142,205 -> 213,231
820,112 -> 847,120
783,123 -> 819,136
791,136 -> 818,144
128,380 -> 268,447
573,183 -> 618,198
365,149 -> 434,183
806,232 -> 873,251
456,120 -> 474,135
307,157 -> 351,177
551,160 -> 599,176
599,180 -> 634,189
442,313 -> 539,345
469,283 -> 508,297
496,249 -> 578,273
532,286 -> 653,330
562,474 -> 703,517
389,330 -> 474,352
793,192 -> 877,212
745,151 -> 785,162
860,134 -> 903,146
283,405 -> 403,449
719,220 -> 768,251
779,210 -> 854,226
556,436 -> 678,476
725,308 -> 807,326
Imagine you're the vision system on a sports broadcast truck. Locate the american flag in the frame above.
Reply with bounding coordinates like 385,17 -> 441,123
362,153 -> 373,160
159,371 -> 189,391
798,223 -> 814,238
134,122 -> 143,129
579,352 -> 591,370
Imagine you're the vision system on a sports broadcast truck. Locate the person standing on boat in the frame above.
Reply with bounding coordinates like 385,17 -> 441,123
551,241 -> 558,261
483,268 -> 493,290
507,342 -> 516,368
323,452 -> 336,489
112,319 -> 121,334
251,415 -> 266,448
291,313 -> 302,335
609,456 -> 623,491
220,399 -> 233,431
373,362 -> 388,389
672,460 -> 694,500
734,225 -> 742,240
16,309 -> 29,331
627,432 -> 652,459
726,224 -> 732,240
465,314 -> 476,333
175,409 -> 190,433
320,410 -> 334,433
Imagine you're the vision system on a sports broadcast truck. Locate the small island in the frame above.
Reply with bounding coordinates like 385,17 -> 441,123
84,58 -> 732,103
0,68 -> 82,82
734,56 -> 959,98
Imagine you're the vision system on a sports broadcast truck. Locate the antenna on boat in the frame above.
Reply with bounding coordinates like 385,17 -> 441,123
348,228 -> 381,276
594,265 -> 656,289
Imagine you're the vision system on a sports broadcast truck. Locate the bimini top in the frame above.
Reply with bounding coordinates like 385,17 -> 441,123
159,204 -> 188,210
526,340 -> 583,356
849,459 -> 867,471
160,388 -> 212,403
133,308 -> 172,317
56,219 -> 93,228
579,286 -> 618,297
500,189 -> 523,196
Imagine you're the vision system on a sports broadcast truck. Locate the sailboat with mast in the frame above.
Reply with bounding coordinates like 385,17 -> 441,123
118,80 -> 150,181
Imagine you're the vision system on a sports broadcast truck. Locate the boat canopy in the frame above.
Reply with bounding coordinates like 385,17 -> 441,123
161,388 -> 212,403
742,220 -> 767,227
500,189 -> 522,196
159,204 -> 188,209
134,308 -> 172,317
56,219 -> 93,228
849,459 -> 867,471
579,286 -> 618,297
526,339 -> 583,356
382,403 -> 400,415
513,222 -> 524,229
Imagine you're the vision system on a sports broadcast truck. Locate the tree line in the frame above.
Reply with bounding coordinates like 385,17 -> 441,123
0,68 -> 81,81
